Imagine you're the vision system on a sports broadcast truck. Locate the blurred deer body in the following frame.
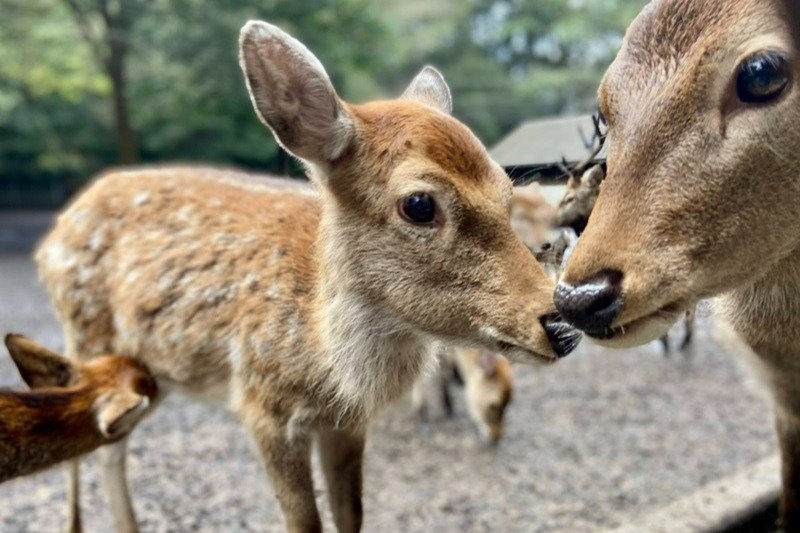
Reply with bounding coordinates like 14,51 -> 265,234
554,0 -> 800,525
37,21 -> 577,533
0,334 -> 156,484
412,345 -> 514,444
453,347 -> 513,443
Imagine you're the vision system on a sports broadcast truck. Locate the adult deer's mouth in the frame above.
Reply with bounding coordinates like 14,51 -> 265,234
584,303 -> 684,349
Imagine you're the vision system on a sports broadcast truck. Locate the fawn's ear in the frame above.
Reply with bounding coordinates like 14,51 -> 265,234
4,333 -> 78,388
239,20 -> 354,166
95,391 -> 150,439
582,165 -> 605,189
402,66 -> 453,115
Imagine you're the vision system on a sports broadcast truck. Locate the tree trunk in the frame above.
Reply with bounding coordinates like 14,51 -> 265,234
106,42 -> 138,165
101,2 -> 139,165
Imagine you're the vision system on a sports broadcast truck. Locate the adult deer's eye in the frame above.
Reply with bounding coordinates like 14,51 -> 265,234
737,51 -> 790,104
399,193 -> 437,225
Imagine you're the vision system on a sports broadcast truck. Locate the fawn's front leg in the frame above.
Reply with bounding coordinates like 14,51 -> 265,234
318,427 -> 365,533
776,409 -> 800,530
245,409 -> 321,533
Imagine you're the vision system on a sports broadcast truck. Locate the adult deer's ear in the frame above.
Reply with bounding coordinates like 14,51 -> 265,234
402,66 -> 453,115
95,391 -> 150,439
239,20 -> 354,166
4,333 -> 78,388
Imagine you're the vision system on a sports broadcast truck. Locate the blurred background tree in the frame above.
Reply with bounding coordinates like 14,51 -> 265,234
0,0 -> 645,207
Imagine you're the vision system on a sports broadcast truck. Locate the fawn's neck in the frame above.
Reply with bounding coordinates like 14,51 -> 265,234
310,206 -> 434,424
0,388 -> 99,482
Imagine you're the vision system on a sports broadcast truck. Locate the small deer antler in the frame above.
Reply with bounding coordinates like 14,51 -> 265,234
559,111 -> 608,182
573,111 -> 607,176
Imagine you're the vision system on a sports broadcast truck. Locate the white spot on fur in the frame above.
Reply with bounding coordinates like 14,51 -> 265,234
43,242 -> 76,271
266,284 -> 281,299
133,192 -> 151,207
243,272 -> 260,290
89,228 -> 105,251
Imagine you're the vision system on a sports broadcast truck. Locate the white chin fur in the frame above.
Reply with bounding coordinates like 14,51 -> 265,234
590,314 -> 677,350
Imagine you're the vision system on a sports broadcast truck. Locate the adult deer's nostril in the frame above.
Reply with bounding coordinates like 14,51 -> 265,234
554,270 -> 623,335
540,314 -> 582,358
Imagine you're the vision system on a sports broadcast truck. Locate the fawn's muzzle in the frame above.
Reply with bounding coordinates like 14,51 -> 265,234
540,314 -> 582,358
554,270 -> 623,336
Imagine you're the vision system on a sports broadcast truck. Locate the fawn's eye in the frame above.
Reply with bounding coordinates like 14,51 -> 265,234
399,193 -> 437,226
737,51 -> 790,104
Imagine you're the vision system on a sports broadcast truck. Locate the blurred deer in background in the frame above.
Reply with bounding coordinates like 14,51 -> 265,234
512,181 -> 577,280
412,344 -> 514,445
0,334 -> 156,484
36,20 -> 579,533
553,0 -> 800,526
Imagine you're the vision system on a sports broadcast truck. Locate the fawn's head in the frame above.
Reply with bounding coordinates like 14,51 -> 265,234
555,0 -> 800,347
4,334 -> 157,439
239,21 -> 580,362
555,165 -> 604,236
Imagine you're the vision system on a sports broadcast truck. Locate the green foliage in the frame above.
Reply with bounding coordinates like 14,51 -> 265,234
0,0 -> 647,205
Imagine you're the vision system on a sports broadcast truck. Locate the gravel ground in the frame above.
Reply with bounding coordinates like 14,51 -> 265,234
0,252 -> 778,532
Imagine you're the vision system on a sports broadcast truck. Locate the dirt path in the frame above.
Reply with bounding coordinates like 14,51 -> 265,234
0,253 -> 776,532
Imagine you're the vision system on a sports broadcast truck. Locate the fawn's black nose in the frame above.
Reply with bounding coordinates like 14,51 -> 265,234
540,314 -> 582,358
554,271 -> 623,335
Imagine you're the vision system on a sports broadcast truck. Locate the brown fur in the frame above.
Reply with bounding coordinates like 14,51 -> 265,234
560,0 -> 800,526
0,334 -> 156,484
36,21 -> 571,532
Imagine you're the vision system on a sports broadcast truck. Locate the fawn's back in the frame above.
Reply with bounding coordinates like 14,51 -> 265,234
38,169 -> 321,403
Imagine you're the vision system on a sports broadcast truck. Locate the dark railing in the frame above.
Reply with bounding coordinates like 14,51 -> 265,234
0,176 -> 73,210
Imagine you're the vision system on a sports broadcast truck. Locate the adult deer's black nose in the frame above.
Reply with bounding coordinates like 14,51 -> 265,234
554,271 -> 623,335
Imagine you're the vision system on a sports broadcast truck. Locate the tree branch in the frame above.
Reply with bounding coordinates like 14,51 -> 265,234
61,0 -> 107,67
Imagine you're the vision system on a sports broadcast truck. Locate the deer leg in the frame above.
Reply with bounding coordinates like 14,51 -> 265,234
660,335 -> 670,356
63,459 -> 82,533
246,412 -> 320,533
680,309 -> 695,352
776,410 -> 800,530
97,437 -> 138,533
318,427 -> 365,533
439,365 -> 454,418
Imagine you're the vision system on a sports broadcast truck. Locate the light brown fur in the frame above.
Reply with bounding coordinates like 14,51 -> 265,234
558,0 -> 800,526
0,334 -> 156,484
36,21 -> 575,533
